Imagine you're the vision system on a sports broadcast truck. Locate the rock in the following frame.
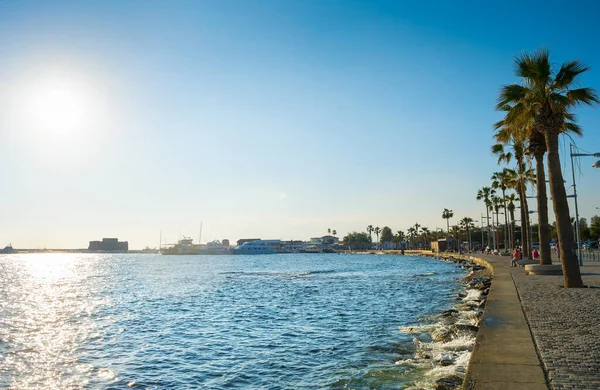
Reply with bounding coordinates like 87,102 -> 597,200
454,324 -> 479,334
431,328 -> 453,342
439,309 -> 458,317
434,375 -> 463,390
438,358 -> 454,366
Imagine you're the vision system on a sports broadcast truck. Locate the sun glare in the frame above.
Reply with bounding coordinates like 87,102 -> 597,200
30,86 -> 88,135
27,80 -> 91,136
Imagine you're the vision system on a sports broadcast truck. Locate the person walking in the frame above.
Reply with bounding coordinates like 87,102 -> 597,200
511,247 -> 521,267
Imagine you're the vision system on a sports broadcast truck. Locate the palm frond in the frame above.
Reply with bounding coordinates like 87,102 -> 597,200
567,88 -> 600,107
564,121 -> 582,137
553,60 -> 589,90
515,48 -> 551,86
497,84 -> 528,109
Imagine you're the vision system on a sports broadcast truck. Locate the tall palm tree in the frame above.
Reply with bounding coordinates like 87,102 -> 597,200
492,195 -> 504,250
374,227 -> 381,249
491,169 -> 512,251
460,217 -> 474,251
332,230 -> 337,237
498,49 -> 598,287
476,187 -> 494,248
492,134 -> 534,259
442,209 -> 453,236
367,225 -> 374,242
505,192 -> 519,251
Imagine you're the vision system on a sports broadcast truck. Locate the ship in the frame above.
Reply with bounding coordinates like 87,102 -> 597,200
160,237 -> 233,255
234,241 -> 276,255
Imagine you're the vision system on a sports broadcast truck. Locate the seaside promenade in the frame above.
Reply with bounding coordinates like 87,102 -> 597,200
462,252 -> 600,390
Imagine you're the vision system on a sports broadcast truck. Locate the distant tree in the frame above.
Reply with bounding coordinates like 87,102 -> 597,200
476,187 -> 495,248
367,225 -> 374,241
327,228 -> 331,235
396,230 -> 405,242
392,234 -> 401,249
442,209 -> 454,235
343,232 -> 372,250
332,229 -> 337,237
420,227 -> 430,249
460,217 -> 474,250
374,227 -> 381,249
590,216 -> 600,240
380,226 -> 393,245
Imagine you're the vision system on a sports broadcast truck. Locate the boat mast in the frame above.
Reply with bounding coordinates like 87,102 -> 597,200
198,222 -> 203,245
159,230 -> 162,251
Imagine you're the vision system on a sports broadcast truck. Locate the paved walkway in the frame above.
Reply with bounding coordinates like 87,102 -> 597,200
463,253 -> 600,390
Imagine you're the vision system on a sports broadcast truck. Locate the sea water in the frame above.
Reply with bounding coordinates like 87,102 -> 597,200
0,253 -> 469,389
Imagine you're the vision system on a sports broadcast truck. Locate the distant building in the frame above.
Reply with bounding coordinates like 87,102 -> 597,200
431,238 -> 453,253
88,238 -> 128,252
222,239 -> 230,247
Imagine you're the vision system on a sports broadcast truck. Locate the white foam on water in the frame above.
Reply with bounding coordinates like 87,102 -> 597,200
455,310 -> 481,325
463,289 -> 483,301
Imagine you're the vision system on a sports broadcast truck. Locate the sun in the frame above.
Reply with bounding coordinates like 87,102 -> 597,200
29,82 -> 90,136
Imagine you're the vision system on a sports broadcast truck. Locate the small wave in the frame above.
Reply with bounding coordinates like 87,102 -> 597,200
296,269 -> 336,276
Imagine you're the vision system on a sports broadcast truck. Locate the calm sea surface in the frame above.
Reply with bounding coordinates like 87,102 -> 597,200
0,253 -> 466,389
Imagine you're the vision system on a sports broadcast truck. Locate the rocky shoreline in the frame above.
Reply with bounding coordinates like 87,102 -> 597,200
397,254 -> 492,390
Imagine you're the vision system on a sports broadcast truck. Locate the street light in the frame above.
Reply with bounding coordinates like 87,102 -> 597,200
467,220 -> 478,251
570,144 -> 600,266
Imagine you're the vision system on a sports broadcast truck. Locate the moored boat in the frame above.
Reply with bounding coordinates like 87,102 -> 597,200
234,241 -> 276,255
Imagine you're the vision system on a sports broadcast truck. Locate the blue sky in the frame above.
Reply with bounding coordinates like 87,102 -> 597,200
1,0 -> 599,248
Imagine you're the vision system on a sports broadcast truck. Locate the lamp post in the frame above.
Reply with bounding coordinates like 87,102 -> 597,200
481,213 -> 490,251
569,144 -> 600,266
492,211 -> 504,251
468,220 -> 478,251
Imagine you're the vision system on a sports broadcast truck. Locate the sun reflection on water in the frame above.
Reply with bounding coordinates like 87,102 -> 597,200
0,254 -> 114,388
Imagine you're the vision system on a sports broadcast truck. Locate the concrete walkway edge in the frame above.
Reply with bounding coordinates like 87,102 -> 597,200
460,254 -> 549,390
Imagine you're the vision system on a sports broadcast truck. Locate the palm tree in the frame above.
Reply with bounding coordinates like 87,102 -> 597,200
413,223 -> 421,248
332,229 -> 337,237
450,225 -> 461,251
505,192 -> 519,251
491,169 -> 512,251
442,209 -> 453,236
460,217 -> 474,251
421,227 -> 430,250
492,195 -> 504,250
374,227 -> 381,249
367,225 -> 374,242
406,227 -> 416,249
327,228 -> 331,235
498,49 -> 598,287
476,187 -> 495,248
396,230 -> 405,249
492,135 -> 534,259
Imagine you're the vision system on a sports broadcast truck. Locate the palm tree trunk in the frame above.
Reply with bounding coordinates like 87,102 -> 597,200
495,212 -> 500,250
534,151 -> 552,265
510,208 -> 515,251
518,181 -> 531,259
545,130 -> 583,287
486,208 -> 491,248
502,188 -> 508,251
